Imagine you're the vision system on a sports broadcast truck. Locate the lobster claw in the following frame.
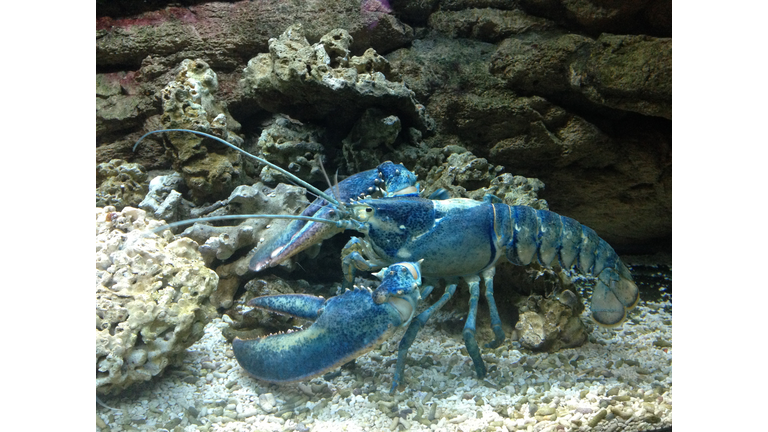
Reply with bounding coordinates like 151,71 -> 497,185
233,276 -> 421,383
371,260 -> 423,326
249,162 -> 421,272
249,205 -> 342,272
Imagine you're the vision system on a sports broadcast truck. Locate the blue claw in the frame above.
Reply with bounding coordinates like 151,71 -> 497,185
250,162 -> 420,272
233,262 -> 423,383
249,205 -> 344,272
372,260 -> 423,310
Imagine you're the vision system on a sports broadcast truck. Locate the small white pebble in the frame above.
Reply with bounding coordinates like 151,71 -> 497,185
259,393 -> 276,412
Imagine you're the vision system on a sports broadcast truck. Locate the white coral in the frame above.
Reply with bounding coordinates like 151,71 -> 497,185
95,206 -> 218,395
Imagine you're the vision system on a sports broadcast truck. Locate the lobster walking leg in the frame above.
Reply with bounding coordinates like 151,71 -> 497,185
341,237 -> 390,289
481,267 -> 505,349
462,276 -> 487,380
391,282 -> 457,394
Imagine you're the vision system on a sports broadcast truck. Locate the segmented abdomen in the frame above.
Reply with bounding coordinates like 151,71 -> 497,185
495,205 -> 639,326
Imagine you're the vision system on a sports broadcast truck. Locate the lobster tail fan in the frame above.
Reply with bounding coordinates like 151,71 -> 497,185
591,266 -> 640,326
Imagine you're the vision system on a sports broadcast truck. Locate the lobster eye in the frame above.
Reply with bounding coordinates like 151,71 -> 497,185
354,205 -> 374,221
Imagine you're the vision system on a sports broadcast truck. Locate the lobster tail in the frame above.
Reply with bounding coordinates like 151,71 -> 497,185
553,212 -> 639,326
501,206 -> 639,326
592,262 -> 639,326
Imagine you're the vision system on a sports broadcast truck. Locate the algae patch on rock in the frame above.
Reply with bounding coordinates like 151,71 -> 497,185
96,159 -> 149,210
95,206 -> 218,395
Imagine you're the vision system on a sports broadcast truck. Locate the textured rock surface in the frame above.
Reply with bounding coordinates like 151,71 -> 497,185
517,0 -> 671,36
96,72 -> 158,138
96,1 -> 413,68
179,182 -> 310,266
515,292 -> 588,352
254,115 -> 328,185
422,152 -> 549,209
428,8 -> 554,41
240,25 -> 434,134
389,34 -> 670,251
97,0 -> 671,252
96,206 -> 218,395
177,182 -> 312,308
159,59 -> 245,202
96,159 -> 149,210
570,34 -> 672,119
341,108 -> 403,173
138,172 -> 193,223
490,32 -> 672,119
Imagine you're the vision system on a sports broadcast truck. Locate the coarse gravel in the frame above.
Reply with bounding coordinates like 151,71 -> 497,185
97,278 -> 672,432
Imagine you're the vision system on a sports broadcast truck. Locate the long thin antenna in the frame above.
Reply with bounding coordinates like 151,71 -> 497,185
316,154 -> 338,203
133,129 -> 340,206
148,214 -> 348,234
334,169 -> 342,204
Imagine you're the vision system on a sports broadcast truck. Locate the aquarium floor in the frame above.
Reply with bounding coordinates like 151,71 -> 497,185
97,295 -> 672,432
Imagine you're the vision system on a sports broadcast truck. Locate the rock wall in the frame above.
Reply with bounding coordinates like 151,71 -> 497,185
96,0 -> 670,253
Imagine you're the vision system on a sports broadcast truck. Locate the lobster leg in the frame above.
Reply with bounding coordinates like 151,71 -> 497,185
390,282 -> 457,394
462,276 -> 487,380
341,237 -> 390,289
481,268 -> 506,349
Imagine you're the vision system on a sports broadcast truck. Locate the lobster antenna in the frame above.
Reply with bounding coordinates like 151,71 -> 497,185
316,154 -> 340,204
334,169 -> 342,204
133,129 -> 340,207
147,213 -> 346,234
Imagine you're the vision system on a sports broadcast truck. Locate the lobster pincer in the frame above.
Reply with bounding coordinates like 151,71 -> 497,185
249,161 -> 420,272
232,262 -> 423,383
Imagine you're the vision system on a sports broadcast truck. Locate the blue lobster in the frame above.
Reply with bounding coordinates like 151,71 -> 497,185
135,129 -> 640,393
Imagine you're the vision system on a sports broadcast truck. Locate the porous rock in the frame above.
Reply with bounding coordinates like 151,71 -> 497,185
515,292 -> 587,351
423,151 -> 549,210
569,34 -> 672,119
177,182 -> 312,308
516,0 -> 671,36
96,206 -> 218,395
96,72 -> 159,139
179,182 -> 310,267
96,159 -> 149,210
428,7 -> 554,42
240,25 -> 434,134
490,32 -> 671,119
403,34 -> 670,250
159,59 -> 245,202
254,115 -> 328,185
342,108 -> 403,173
138,172 -> 194,223
96,1 -> 413,69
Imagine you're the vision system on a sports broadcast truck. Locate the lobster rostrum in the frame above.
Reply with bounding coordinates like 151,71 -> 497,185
135,129 -> 640,393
